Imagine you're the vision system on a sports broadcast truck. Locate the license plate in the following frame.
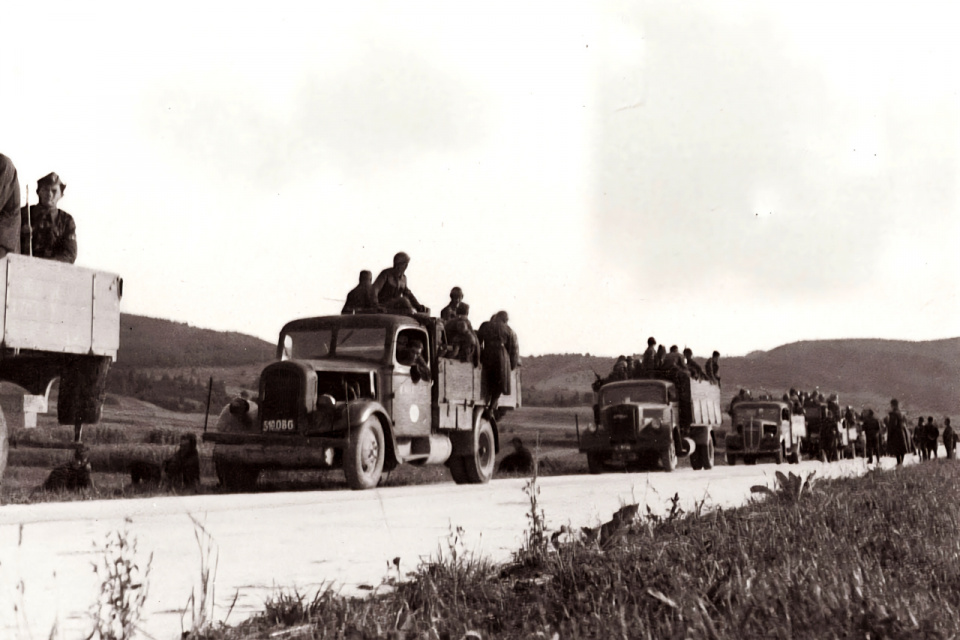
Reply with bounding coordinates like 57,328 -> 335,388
263,419 -> 297,433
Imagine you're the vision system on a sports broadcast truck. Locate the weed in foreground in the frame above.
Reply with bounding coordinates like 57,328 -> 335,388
88,520 -> 152,640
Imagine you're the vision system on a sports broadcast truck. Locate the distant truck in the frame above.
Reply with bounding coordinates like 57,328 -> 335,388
724,398 -> 806,464
0,255 -> 122,484
579,373 -> 722,472
801,402 -> 851,462
202,313 -> 521,491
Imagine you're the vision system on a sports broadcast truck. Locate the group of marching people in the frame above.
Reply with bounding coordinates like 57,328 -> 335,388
861,399 -> 955,466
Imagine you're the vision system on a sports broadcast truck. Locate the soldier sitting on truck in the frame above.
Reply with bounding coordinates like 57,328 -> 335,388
342,270 -> 376,314
371,252 -> 425,314
0,154 -> 20,257
704,351 -> 720,384
441,302 -> 478,363
661,345 -> 684,372
21,172 -> 77,263
440,287 -> 464,321
640,337 -> 657,376
683,348 -> 706,381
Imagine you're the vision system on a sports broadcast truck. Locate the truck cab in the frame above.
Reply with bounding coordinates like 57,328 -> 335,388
579,373 -> 721,473
725,400 -> 806,464
204,313 -> 521,490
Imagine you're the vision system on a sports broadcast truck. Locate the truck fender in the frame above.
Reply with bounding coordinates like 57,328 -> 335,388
215,398 -> 259,433
675,427 -> 696,457
346,401 -> 399,469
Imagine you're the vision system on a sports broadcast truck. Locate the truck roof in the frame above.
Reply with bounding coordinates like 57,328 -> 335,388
733,400 -> 789,410
280,313 -> 429,335
601,378 -> 673,390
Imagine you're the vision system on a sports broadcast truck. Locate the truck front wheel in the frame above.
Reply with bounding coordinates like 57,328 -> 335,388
701,436 -> 715,470
462,417 -> 496,484
587,452 -> 605,474
661,437 -> 677,472
345,417 -> 386,490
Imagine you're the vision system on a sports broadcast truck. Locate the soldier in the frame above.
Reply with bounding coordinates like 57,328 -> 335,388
163,433 -> 201,489
497,437 -> 534,474
683,348 -> 705,380
654,344 -> 666,370
925,416 -> 939,459
341,270 -> 376,314
440,287 -> 464,321
943,418 -> 956,460
477,310 -> 519,412
371,252 -> 425,314
609,356 -> 629,381
915,417 -> 928,460
21,172 -> 77,263
729,388 -> 747,413
443,302 -> 478,363
398,336 -> 432,383
43,444 -> 93,491
0,154 -> 21,257
886,399 -> 910,466
862,408 -> 882,464
661,345 -> 683,372
704,351 -> 721,384
640,337 -> 657,376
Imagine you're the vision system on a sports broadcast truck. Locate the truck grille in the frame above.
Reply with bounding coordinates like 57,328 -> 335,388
607,405 -> 638,443
744,420 -> 761,450
260,368 -> 300,433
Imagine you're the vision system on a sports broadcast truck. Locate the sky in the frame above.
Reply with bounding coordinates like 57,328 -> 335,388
2,0 -> 958,358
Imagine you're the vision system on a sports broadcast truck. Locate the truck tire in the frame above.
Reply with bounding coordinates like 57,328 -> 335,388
661,437 -> 677,472
726,452 -> 736,465
776,443 -> 784,465
690,451 -> 703,471
447,455 -> 469,484
217,461 -> 260,492
462,416 -> 496,484
344,416 -> 386,490
587,452 -> 605,474
788,443 -> 800,464
0,406 -> 7,486
701,436 -> 715,470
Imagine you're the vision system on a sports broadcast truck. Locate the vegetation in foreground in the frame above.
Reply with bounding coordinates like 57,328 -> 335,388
180,461 -> 960,640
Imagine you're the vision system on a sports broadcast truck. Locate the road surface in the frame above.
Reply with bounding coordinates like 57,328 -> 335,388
1,456 -> 894,639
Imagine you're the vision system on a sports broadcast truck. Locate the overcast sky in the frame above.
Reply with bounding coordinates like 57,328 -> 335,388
3,0 -> 957,357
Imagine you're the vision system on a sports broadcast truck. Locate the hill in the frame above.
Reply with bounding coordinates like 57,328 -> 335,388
522,338 -> 960,415
116,314 -> 275,367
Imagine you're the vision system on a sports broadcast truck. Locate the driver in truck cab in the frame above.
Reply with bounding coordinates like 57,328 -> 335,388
397,336 -> 431,384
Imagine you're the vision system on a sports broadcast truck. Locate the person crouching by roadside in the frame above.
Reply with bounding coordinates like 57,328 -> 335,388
862,409 -> 882,465
498,437 -> 534,474
43,444 -> 93,492
942,418 -> 956,460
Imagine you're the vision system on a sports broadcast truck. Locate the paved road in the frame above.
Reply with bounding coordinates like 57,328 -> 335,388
0,456 -> 893,639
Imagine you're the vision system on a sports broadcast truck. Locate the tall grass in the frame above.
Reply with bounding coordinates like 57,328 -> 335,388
198,461 -> 960,639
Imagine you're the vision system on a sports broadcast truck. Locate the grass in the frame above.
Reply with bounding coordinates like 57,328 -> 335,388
178,460 -> 960,639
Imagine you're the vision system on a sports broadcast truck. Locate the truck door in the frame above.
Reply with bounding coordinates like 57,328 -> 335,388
392,328 -> 432,437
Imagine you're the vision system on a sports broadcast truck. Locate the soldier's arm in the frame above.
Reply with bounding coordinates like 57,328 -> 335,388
55,216 -> 78,264
370,270 -> 389,306
404,287 -> 424,312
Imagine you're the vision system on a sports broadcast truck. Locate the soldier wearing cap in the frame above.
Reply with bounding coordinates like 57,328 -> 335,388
0,155 -> 20,257
371,252 -> 425,314
342,270 -> 376,314
440,287 -> 464,321
21,172 -> 77,263
640,337 -> 657,376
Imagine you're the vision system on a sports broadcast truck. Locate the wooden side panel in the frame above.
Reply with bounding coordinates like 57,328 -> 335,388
442,359 -> 479,404
498,368 -> 522,409
1,256 -> 121,358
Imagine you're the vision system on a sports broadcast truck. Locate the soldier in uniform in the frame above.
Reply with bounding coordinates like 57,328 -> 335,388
341,270 -> 376,314
440,287 -> 464,321
683,348 -> 706,381
371,252 -> 425,314
477,310 -> 519,412
43,444 -> 93,491
661,345 -> 684,372
397,336 -> 431,384
21,172 -> 77,263
640,337 -> 657,376
915,417 -> 928,460
886,399 -> 910,466
862,408 -> 882,464
942,417 -> 956,460
925,416 -> 939,459
704,351 -> 721,384
443,302 -> 478,363
497,437 -> 534,474
0,154 -> 21,257
163,433 -> 201,489
654,344 -> 666,371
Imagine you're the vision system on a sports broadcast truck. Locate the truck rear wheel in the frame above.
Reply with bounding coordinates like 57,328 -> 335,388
587,452 -> 605,474
661,437 -> 677,472
462,416 -> 496,484
344,417 -> 385,490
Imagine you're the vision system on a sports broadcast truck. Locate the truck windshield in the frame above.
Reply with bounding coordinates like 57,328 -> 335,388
283,328 -> 387,362
600,383 -> 666,406
734,405 -> 781,422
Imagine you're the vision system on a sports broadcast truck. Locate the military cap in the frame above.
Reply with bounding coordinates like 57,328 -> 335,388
647,337 -> 656,346
450,286 -> 463,297
393,251 -> 410,266
712,350 -> 720,357
37,172 -> 66,192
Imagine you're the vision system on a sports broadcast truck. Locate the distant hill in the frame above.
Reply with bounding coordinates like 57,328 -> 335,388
117,314 -> 275,367
523,339 -> 960,415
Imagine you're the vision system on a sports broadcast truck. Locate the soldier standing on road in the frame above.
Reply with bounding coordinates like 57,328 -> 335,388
21,172 -> 77,263
925,417 -> 939,459
915,417 -> 928,461
440,287 -> 464,321
0,154 -> 21,257
886,399 -> 910,466
371,252 -> 425,314
862,409 -> 882,464
341,270 -> 376,314
942,418 -> 956,460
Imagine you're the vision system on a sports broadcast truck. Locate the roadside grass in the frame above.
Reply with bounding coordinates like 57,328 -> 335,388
189,461 -> 960,639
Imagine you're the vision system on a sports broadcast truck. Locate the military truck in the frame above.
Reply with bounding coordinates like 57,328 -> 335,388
202,313 -> 521,491
0,254 -> 122,485
724,399 -> 806,464
579,373 -> 722,473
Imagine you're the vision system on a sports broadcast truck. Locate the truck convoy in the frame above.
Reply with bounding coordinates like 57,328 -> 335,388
579,372 -> 722,472
725,398 -> 806,464
0,255 -> 122,485
203,312 -> 521,491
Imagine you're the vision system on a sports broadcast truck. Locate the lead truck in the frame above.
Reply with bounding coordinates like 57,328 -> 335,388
203,313 -> 521,491
579,372 -> 722,472
0,255 -> 122,485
